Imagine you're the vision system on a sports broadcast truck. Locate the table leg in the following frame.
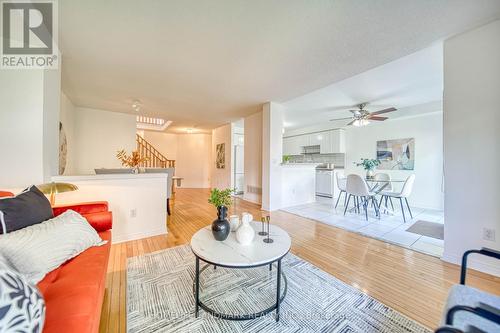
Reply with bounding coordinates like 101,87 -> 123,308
275,259 -> 282,322
195,257 -> 200,317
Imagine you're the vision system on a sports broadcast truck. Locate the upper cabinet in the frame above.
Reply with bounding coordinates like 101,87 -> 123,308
330,129 -> 346,154
283,136 -> 302,155
283,129 -> 345,155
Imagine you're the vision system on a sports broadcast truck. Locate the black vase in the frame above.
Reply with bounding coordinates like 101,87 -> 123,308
212,206 -> 230,241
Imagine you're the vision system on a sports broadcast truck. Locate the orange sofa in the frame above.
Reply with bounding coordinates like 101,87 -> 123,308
0,192 -> 112,333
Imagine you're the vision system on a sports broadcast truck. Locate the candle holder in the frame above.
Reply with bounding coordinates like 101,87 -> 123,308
258,217 -> 268,236
263,215 -> 274,243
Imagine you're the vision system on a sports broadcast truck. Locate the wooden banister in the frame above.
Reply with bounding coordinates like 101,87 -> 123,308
136,134 -> 175,168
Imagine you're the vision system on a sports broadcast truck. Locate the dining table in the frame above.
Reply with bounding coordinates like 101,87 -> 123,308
341,177 -> 406,216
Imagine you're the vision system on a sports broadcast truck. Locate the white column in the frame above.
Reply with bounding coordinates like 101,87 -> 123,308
443,19 -> 500,276
261,102 -> 284,211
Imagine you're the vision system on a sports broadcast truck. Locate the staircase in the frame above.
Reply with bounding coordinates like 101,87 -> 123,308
136,134 -> 175,168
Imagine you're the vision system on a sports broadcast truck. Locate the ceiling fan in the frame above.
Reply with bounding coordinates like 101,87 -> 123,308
329,103 -> 397,127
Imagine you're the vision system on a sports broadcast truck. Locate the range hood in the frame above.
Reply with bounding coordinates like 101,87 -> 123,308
301,145 -> 320,155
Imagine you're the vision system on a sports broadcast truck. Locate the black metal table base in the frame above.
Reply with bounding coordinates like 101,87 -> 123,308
193,256 -> 287,322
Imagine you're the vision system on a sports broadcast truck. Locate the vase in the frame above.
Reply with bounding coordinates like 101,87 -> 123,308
212,206 -> 230,241
366,169 -> 375,179
229,215 -> 240,232
236,213 -> 255,245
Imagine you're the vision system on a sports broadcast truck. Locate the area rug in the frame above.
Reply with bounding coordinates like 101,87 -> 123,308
406,220 -> 444,240
127,245 -> 431,333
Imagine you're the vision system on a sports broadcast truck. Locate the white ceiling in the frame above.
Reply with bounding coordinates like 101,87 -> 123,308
59,0 -> 500,133
283,43 -> 444,130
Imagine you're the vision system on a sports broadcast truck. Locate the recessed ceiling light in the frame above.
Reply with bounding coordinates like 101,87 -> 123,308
132,99 -> 141,112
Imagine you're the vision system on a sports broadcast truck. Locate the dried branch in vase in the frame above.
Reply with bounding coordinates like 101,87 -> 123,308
116,149 -> 149,168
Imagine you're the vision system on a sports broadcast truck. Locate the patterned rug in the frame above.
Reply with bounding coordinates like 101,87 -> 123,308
127,245 -> 431,333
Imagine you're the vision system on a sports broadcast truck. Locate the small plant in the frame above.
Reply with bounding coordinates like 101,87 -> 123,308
355,158 -> 381,171
283,155 -> 291,163
208,188 -> 233,208
116,149 -> 149,168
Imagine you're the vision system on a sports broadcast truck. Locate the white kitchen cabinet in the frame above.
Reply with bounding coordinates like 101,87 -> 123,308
320,131 -> 333,154
283,129 -> 345,156
309,132 -> 325,146
283,136 -> 303,155
331,129 -> 346,153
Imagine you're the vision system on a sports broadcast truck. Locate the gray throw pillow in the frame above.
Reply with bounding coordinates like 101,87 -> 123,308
0,257 -> 45,333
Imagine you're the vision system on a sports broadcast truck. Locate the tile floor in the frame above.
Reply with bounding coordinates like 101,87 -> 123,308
281,196 -> 445,257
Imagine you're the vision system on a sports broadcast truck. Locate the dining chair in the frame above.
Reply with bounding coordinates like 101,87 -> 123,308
379,174 -> 415,223
334,173 -> 347,209
374,173 -> 394,211
344,174 -> 380,221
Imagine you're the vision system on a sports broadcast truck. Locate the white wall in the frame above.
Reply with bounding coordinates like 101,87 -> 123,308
0,69 -> 60,189
141,131 -> 211,188
42,69 -> 61,181
244,112 -> 263,204
211,124 -> 233,189
59,92 -> 77,175
141,131 -> 178,161
52,174 -> 168,243
177,134 -> 212,188
443,19 -> 500,276
73,107 -> 136,174
345,112 -> 444,210
262,102 -> 284,211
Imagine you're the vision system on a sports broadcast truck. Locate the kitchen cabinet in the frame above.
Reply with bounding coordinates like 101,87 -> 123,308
331,129 -> 346,153
283,129 -> 345,155
283,136 -> 303,155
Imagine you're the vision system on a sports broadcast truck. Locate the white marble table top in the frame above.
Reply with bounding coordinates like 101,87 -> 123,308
190,222 -> 291,267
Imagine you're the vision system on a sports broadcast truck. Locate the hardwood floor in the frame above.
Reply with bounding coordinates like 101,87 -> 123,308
99,188 -> 500,332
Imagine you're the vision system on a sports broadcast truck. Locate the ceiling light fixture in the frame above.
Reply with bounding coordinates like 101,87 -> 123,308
132,100 -> 141,112
186,128 -> 193,134
352,119 -> 370,127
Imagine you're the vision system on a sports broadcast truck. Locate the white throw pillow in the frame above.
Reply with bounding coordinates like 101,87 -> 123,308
0,210 -> 107,284
0,257 -> 45,332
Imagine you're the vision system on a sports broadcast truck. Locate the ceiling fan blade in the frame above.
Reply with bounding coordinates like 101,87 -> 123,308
346,119 -> 356,126
368,116 -> 388,121
330,117 -> 353,121
371,107 -> 397,115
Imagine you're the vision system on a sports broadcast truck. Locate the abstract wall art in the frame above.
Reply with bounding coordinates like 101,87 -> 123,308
216,143 -> 225,169
376,138 -> 415,170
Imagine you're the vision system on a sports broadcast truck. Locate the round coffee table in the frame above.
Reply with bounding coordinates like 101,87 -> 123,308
190,221 -> 291,321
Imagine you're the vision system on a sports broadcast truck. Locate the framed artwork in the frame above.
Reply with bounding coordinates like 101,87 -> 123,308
216,143 -> 225,169
376,138 -> 415,170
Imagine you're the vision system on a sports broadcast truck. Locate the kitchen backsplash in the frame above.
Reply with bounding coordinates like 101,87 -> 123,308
288,153 -> 345,167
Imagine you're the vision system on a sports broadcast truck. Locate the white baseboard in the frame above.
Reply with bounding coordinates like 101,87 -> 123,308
441,252 -> 500,277
112,227 -> 168,244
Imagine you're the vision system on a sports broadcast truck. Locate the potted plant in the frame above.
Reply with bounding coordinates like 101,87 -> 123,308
116,150 -> 149,173
208,188 -> 233,241
282,155 -> 291,164
355,158 -> 381,179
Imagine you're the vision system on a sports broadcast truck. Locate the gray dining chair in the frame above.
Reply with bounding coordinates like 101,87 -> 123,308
335,173 -> 347,209
374,173 -> 394,212
344,174 -> 380,220
379,174 -> 415,223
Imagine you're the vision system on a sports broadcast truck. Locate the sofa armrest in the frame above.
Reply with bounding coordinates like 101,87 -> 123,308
53,202 -> 112,232
53,201 -> 109,216
82,211 -> 113,232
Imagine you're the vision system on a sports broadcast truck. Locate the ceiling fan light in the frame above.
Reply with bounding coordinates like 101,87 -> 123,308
352,119 -> 361,127
360,119 -> 370,126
